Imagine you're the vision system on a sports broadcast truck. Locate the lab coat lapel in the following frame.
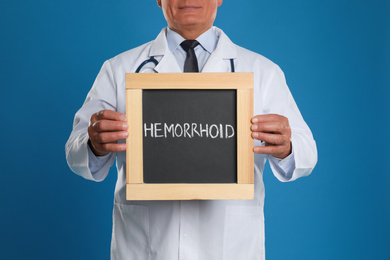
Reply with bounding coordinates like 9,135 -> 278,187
154,53 -> 181,73
202,28 -> 238,73
202,54 -> 230,72
149,28 -> 181,73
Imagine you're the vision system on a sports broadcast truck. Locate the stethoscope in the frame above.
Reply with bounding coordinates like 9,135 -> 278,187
135,56 -> 235,73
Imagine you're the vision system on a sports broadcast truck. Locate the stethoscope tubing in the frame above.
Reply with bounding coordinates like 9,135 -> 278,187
135,56 -> 235,73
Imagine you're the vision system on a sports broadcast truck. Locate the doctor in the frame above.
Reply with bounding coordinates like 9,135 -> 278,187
66,0 -> 317,259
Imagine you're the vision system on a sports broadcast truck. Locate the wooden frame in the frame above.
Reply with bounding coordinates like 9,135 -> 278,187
126,73 -> 254,200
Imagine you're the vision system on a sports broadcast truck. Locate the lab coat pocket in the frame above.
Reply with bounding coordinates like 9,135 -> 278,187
112,203 -> 151,260
223,206 -> 264,260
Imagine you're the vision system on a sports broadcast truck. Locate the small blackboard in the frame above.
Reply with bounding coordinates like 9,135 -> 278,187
126,73 -> 254,200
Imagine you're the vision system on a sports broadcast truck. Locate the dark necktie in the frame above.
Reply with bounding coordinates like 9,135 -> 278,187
180,40 -> 200,72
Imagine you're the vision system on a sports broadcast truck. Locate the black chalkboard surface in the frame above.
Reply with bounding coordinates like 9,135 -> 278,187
142,89 -> 237,183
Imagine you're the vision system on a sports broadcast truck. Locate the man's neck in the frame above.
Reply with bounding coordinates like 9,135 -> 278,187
169,25 -> 212,40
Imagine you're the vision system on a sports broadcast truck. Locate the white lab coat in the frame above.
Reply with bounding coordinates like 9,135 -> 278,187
66,27 -> 317,260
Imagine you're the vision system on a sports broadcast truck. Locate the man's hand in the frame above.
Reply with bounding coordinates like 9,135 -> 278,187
88,110 -> 128,156
251,114 -> 292,159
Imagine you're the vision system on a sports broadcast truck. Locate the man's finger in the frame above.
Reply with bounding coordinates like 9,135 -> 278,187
251,121 -> 290,134
251,114 -> 287,124
253,145 -> 286,155
92,142 -> 127,154
96,110 -> 127,122
92,131 -> 129,144
252,132 -> 289,145
91,120 -> 128,132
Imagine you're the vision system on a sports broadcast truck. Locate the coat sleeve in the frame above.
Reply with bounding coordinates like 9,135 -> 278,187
261,64 -> 318,182
65,60 -> 117,182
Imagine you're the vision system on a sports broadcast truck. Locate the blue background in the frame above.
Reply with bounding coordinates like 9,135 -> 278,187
1,0 -> 389,259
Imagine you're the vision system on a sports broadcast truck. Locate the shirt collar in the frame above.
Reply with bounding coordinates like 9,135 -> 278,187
166,27 -> 219,54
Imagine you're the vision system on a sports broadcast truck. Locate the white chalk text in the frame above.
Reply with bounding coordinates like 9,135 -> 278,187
144,123 -> 235,139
